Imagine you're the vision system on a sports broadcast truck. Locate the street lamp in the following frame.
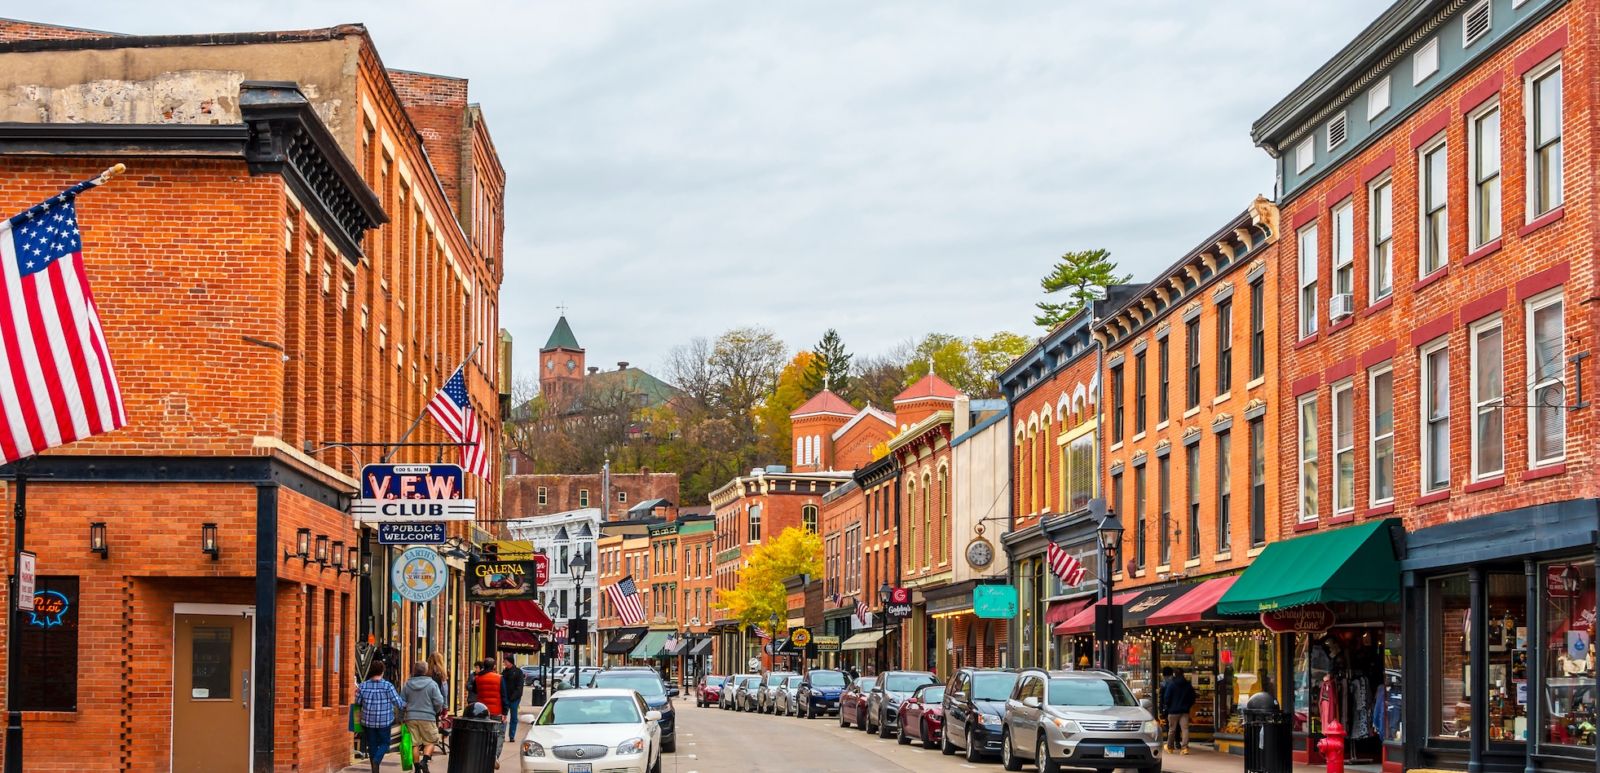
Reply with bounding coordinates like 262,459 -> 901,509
546,599 -> 562,695
568,552 -> 589,678
878,582 -> 892,674
1095,505 -> 1126,673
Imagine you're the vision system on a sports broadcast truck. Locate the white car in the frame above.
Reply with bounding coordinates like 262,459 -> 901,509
520,688 -> 664,773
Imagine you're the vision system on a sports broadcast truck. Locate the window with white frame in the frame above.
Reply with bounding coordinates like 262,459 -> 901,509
537,486 -> 548,506
1527,290 -> 1566,466
1470,102 -> 1502,248
1332,380 -> 1355,514
1528,59 -> 1564,216
1368,76 -> 1391,120
1420,139 -> 1449,276
1370,176 -> 1393,301
1298,394 -> 1318,521
1421,340 -> 1451,493
1332,200 -> 1354,309
1414,37 -> 1439,84
1471,316 -> 1505,480
1296,138 -> 1314,173
1065,432 -> 1095,513
1369,364 -> 1395,504
1298,223 -> 1319,338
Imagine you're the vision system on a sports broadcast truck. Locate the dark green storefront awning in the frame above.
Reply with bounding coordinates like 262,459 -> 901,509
1217,519 -> 1402,615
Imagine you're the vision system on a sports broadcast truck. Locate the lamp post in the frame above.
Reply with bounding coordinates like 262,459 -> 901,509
878,582 -> 892,674
1095,505 -> 1126,673
568,552 -> 589,680
768,613 -> 779,671
546,599 -> 561,696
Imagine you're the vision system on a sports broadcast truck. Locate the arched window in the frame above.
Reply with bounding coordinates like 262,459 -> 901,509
802,504 -> 819,534
1026,429 -> 1038,515
1043,420 -> 1055,512
938,466 -> 951,562
795,436 -> 804,464
747,504 -> 762,543
905,480 -> 917,571
922,471 -> 933,567
814,435 -> 823,466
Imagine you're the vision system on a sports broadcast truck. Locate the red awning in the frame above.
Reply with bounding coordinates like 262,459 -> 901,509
1146,576 -> 1239,627
1045,598 -> 1093,626
1054,592 -> 1140,636
495,599 -> 554,632
496,626 -> 542,652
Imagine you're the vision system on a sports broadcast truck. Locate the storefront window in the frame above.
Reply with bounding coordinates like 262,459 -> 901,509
1543,558 -> 1596,751
1486,572 -> 1527,742
1119,636 -> 1154,705
1429,574 -> 1471,739
1382,627 -> 1402,743
1216,632 -> 1277,735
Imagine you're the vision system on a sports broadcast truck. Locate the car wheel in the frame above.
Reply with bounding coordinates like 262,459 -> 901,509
649,750 -> 662,773
940,725 -> 956,755
662,738 -> 676,754
878,711 -> 894,739
923,721 -> 938,750
808,701 -> 817,720
864,709 -> 875,734
1037,735 -> 1060,773
1001,731 -> 1023,771
965,728 -> 983,763
839,706 -> 849,727
897,719 -> 910,745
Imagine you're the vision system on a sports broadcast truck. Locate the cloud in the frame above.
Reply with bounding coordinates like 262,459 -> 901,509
29,0 -> 1389,379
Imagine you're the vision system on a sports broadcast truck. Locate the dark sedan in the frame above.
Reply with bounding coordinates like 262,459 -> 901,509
839,676 -> 877,730
898,684 -> 945,748
588,670 -> 679,752
942,667 -> 1017,761
867,671 -> 938,738
796,669 -> 849,718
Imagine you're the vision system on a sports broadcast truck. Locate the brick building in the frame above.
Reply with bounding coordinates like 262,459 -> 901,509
0,20 -> 505,773
887,374 -> 961,674
790,389 -> 895,473
502,470 -> 679,521
675,516 -> 717,673
1225,1 -> 1600,770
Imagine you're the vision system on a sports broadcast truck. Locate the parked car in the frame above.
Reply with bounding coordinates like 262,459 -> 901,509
1000,669 -> 1161,773
942,668 -> 1018,760
518,688 -> 663,773
898,683 -> 946,748
589,669 -> 679,753
733,675 -> 763,712
772,674 -> 806,716
866,671 -> 938,738
796,669 -> 849,718
756,671 -> 796,714
722,673 -> 757,710
839,676 -> 877,729
697,675 -> 727,708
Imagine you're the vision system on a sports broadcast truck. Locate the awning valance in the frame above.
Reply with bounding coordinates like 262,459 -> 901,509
602,627 -> 648,655
839,630 -> 889,651
495,599 -> 555,632
496,626 -> 542,652
1217,519 -> 1402,616
1055,592 -> 1140,635
629,630 -> 673,660
1045,597 -> 1094,626
1146,576 -> 1239,627
687,638 -> 714,657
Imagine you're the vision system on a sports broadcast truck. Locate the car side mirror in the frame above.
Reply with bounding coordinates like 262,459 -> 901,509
667,688 -> 680,697
1022,696 -> 1041,709
951,692 -> 967,702
520,713 -> 537,724
645,710 -> 662,722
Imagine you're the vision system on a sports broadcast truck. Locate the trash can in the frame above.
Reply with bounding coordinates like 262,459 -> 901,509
1241,691 -> 1292,773
446,716 -> 502,773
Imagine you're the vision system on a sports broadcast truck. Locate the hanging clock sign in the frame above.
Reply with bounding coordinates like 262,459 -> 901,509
966,537 -> 995,569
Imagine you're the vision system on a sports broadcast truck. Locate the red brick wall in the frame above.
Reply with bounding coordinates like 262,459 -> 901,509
386,70 -> 468,215
897,429 -> 955,581
832,414 -> 894,472
679,527 -> 716,634
503,472 -> 680,519
0,19 -> 117,42
1274,10 -> 1597,539
1012,350 -> 1100,530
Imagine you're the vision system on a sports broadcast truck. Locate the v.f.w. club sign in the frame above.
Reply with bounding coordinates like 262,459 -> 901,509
351,464 -> 476,522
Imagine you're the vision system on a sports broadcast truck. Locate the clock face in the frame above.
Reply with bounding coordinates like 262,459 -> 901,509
566,358 -> 577,372
545,358 -> 554,371
966,538 -> 994,569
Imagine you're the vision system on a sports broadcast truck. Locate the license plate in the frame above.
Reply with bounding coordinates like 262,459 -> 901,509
568,765 -> 593,773
1105,746 -> 1126,759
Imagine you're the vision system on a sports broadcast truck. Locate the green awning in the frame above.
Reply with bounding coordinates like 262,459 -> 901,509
628,630 -> 673,660
1217,519 -> 1401,615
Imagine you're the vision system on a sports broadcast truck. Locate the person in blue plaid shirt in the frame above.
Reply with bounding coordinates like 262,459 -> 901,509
356,661 -> 407,773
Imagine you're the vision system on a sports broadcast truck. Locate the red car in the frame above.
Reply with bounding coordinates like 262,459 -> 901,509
897,683 -> 946,749
838,676 -> 877,730
697,675 -> 727,708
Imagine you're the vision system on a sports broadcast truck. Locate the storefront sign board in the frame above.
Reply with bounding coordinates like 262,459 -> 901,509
1260,604 -> 1337,633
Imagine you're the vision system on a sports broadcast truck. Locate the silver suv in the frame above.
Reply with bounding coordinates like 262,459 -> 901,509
1000,669 -> 1161,773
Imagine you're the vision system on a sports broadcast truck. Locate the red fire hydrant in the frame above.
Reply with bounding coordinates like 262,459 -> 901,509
1318,719 -> 1346,773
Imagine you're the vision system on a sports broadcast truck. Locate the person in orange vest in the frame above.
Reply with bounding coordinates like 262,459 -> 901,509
472,659 -> 505,717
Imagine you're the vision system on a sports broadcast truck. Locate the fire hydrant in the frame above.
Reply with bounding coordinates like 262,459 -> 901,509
1318,719 -> 1346,773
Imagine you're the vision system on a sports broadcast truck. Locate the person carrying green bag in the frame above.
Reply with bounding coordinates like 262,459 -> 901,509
355,661 -> 407,773
402,660 -> 447,773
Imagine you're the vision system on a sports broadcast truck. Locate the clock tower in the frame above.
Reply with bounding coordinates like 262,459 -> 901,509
539,315 -> 585,400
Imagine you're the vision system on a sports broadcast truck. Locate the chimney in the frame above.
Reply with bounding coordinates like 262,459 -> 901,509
618,361 -> 629,370
588,367 -> 599,375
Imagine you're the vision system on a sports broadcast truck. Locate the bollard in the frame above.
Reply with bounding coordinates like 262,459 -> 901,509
1317,719 -> 1346,773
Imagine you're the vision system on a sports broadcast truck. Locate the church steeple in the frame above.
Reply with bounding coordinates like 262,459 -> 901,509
543,315 -> 581,352
539,315 -> 585,398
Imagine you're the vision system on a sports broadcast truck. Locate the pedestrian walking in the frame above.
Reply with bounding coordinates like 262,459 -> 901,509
1156,666 -> 1175,750
403,661 -> 447,773
500,656 -> 526,741
427,652 -> 450,709
355,661 -> 407,773
473,659 -> 505,717
1164,668 -> 1197,754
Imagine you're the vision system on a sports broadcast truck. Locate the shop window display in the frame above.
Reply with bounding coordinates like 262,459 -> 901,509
1486,572 -> 1528,742
1543,559 -> 1596,751
1429,574 -> 1471,738
1295,627 -> 1389,762
1215,632 -> 1277,736
1118,637 -> 1155,705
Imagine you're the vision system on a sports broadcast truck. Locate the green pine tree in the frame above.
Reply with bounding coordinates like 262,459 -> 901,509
1035,248 -> 1131,329
801,329 -> 852,397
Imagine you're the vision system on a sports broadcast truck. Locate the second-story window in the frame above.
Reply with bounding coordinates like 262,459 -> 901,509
537,486 -> 547,506
1421,339 -> 1451,493
1370,364 -> 1395,505
803,504 -> 818,534
1157,337 -> 1171,422
1134,351 -> 1147,433
1111,364 -> 1125,443
1529,60 -> 1564,217
1298,394 -> 1319,522
1158,455 -> 1171,567
1216,429 -> 1231,554
1370,177 -> 1393,301
747,504 -> 762,543
1471,317 -> 1505,481
1216,298 -> 1233,394
1134,465 -> 1147,570
1298,222 -> 1319,338
1470,103 -> 1502,248
1528,290 -> 1566,466
1332,380 -> 1355,514
1185,319 -> 1201,410
1331,200 -> 1354,315
1249,417 -> 1266,546
1420,139 -> 1449,276
1249,282 -> 1264,380
1185,443 -> 1200,560
578,489 -> 590,508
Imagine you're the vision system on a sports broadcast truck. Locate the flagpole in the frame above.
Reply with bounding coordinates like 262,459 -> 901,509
381,342 -> 482,463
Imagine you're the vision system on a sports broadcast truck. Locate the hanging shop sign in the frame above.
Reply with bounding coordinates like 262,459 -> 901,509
813,635 -> 841,652
1548,564 -> 1584,598
390,547 -> 448,603
465,556 -> 548,602
377,522 -> 447,545
352,464 -> 476,522
789,626 -> 813,648
887,586 -> 914,619
974,584 -> 1019,619
1260,604 -> 1337,634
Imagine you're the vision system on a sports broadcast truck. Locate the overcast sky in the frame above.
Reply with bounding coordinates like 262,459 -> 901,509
31,1 -> 1389,380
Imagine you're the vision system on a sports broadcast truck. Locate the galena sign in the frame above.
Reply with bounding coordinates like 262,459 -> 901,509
351,464 -> 477,522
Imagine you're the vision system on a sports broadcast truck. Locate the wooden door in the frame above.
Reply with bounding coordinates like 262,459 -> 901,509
172,612 -> 252,772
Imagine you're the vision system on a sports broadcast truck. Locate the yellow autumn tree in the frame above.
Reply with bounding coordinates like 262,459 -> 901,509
715,526 -> 823,630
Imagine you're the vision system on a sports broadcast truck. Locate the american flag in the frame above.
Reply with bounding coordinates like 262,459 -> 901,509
752,625 -> 771,641
0,178 -> 125,465
663,633 -> 678,654
606,575 -> 646,626
854,598 -> 870,625
1047,541 -> 1086,586
426,365 -> 491,479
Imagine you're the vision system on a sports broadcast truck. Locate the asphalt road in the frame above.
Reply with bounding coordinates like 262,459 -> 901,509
662,698 -> 995,773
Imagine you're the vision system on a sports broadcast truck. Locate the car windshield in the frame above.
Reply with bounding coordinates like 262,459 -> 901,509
916,686 -> 946,703
784,676 -> 803,688
972,673 -> 1018,701
741,677 -> 761,688
809,671 -> 846,687
766,673 -> 791,686
1048,678 -> 1137,707
538,696 -> 642,725
705,676 -> 726,687
886,674 -> 936,692
854,677 -> 877,692
591,674 -> 666,697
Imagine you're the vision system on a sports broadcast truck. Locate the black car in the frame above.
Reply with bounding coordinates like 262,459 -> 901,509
942,668 -> 1018,761
589,669 -> 680,752
795,669 -> 849,718
866,671 -> 938,738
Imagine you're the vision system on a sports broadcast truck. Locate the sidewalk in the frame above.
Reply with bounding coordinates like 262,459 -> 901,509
341,722 -> 525,772
1164,745 -> 1325,773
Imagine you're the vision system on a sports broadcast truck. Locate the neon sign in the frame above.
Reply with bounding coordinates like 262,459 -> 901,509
26,590 -> 70,628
